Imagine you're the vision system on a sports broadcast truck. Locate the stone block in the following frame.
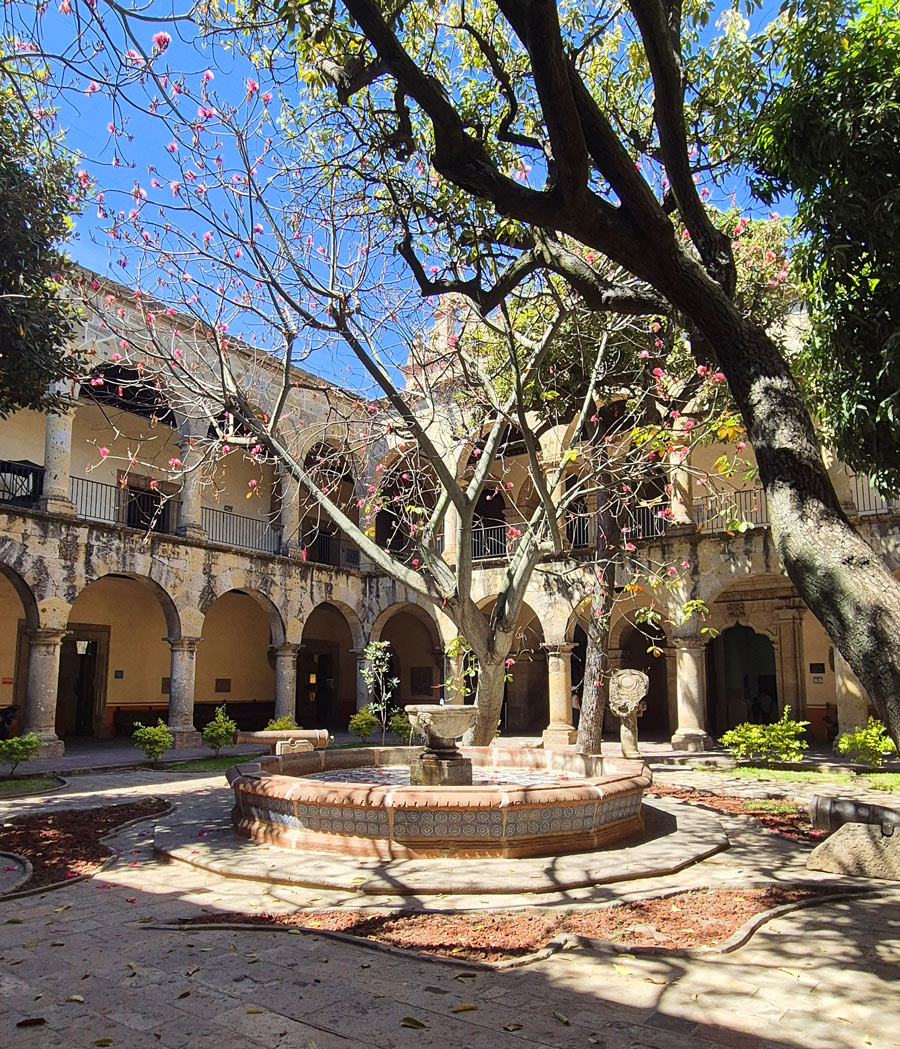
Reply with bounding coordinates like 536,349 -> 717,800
409,754 -> 473,786
807,821 -> 900,881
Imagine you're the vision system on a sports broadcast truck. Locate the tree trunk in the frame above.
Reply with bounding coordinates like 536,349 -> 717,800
661,250 -> 900,748
577,597 -> 611,754
471,660 -> 508,746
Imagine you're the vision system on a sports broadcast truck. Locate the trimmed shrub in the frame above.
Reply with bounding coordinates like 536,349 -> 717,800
348,706 -> 378,744
264,715 -> 298,731
720,706 -> 809,763
132,719 -> 174,764
389,710 -> 413,745
837,718 -> 898,769
202,705 -> 237,756
0,732 -> 42,775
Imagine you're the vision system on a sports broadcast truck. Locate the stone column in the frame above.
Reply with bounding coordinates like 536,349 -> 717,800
175,439 -> 207,540
774,606 -> 807,716
542,641 -> 577,746
39,386 -> 79,515
23,628 -> 67,757
667,432 -> 694,527
271,643 -> 300,722
351,648 -> 371,711
834,648 -> 870,737
278,470 -> 303,557
165,637 -> 203,748
671,638 -> 714,751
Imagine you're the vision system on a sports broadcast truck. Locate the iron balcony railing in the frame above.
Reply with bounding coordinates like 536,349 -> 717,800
472,523 -> 512,560
202,506 -> 280,554
70,476 -> 179,535
693,487 -> 769,532
851,474 -> 900,516
0,459 -> 44,508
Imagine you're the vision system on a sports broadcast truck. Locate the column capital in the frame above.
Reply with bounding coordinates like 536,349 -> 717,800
542,641 -> 577,657
164,636 -> 204,651
26,627 -> 69,646
270,642 -> 301,658
774,605 -> 805,622
672,636 -> 707,650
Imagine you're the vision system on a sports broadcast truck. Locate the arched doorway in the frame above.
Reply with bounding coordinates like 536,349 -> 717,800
376,606 -> 442,707
477,599 -> 547,734
618,623 -> 670,739
707,624 -> 778,736
0,567 -> 38,737
197,590 -> 278,730
300,603 -> 356,730
62,575 -> 172,738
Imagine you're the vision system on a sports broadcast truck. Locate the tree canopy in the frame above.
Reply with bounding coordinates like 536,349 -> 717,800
0,91 -> 83,417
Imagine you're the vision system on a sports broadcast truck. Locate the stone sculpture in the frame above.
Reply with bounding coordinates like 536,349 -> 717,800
609,668 -> 649,759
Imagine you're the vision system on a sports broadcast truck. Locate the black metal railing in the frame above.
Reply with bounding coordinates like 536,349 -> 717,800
694,488 -> 769,532
0,459 -> 44,508
472,522 -> 510,560
852,474 -> 900,516
202,506 -> 280,554
70,475 -> 119,524
566,513 -> 591,549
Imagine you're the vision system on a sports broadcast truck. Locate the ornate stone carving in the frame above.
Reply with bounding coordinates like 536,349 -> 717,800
609,668 -> 649,759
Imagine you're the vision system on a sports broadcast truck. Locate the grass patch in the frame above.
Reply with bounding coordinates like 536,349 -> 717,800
162,752 -> 266,772
738,799 -> 802,815
0,774 -> 61,797
695,764 -> 900,791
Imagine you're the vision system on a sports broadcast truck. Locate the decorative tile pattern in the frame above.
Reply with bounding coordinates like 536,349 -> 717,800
392,807 -> 503,839
505,803 -> 597,838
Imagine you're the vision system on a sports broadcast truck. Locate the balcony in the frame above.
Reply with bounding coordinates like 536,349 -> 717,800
693,488 -> 769,532
70,476 -> 179,535
851,474 -> 900,516
202,506 -> 280,555
0,459 -> 44,509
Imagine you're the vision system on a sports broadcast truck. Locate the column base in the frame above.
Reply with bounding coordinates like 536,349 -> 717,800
670,729 -> 714,752
38,496 -> 78,516
542,724 -> 577,746
33,733 -> 65,759
176,524 -> 208,541
168,726 -> 202,749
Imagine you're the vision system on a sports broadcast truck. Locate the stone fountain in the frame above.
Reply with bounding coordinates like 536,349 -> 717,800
405,703 -> 479,786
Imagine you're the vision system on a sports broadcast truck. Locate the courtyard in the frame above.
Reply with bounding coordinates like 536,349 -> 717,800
2,750 -> 898,1049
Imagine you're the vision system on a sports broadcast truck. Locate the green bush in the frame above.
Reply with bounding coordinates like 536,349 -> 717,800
132,719 -> 174,764
720,706 -> 809,763
0,732 -> 42,775
389,710 -> 413,744
348,706 -> 379,743
837,718 -> 898,769
264,715 -> 298,731
202,705 -> 237,756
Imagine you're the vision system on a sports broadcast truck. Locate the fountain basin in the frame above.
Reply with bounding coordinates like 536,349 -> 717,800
227,746 -> 650,859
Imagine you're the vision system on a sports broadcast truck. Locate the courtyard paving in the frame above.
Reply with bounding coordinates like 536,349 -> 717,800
1,759 -> 898,1048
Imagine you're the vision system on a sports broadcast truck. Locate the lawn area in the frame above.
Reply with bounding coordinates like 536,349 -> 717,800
695,764 -> 900,791
0,774 -> 62,797
162,752 -> 267,772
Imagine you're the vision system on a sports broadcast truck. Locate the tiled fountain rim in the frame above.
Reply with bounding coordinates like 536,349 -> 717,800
226,745 -> 651,808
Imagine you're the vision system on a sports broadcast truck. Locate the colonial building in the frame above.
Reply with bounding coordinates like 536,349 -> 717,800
1,285 -> 897,757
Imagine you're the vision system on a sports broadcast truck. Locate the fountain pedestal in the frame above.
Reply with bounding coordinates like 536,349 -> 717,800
405,704 -> 479,787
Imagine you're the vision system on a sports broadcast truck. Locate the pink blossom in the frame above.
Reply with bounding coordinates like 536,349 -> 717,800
99,447 -> 110,457
248,479 -> 257,488
168,458 -> 182,469
152,31 -> 171,52
203,69 -> 214,82
712,372 -> 725,383
505,658 -> 515,667
652,367 -> 664,377
246,78 -> 259,97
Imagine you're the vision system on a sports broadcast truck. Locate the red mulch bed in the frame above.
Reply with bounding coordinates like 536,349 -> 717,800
647,784 -> 818,841
0,798 -> 169,890
178,886 -> 834,961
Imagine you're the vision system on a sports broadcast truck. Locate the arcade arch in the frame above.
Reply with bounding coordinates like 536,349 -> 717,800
299,602 -> 359,730
371,603 -> 443,707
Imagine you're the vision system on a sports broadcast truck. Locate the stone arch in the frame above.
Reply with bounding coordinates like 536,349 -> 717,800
299,600 -> 362,729
370,601 -> 443,706
73,571 -> 182,639
0,562 -> 39,631
200,586 -> 286,647
707,623 -> 779,736
476,596 -> 548,734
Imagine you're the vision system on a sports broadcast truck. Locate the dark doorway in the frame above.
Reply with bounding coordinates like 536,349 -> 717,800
55,626 -> 109,738
619,624 -> 670,739
707,624 -> 778,736
297,644 -> 339,729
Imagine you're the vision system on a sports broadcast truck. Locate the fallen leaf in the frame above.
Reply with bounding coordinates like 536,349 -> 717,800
177,991 -> 191,1000
552,1011 -> 570,1025
6,917 -> 23,924
55,905 -> 71,913
246,1008 -> 263,1015
452,1003 -> 477,1013
613,963 -> 630,977
66,995 -> 85,1003
400,1016 -> 428,1029
94,1039 -> 114,1046
453,973 -> 477,982
503,1022 -> 523,1032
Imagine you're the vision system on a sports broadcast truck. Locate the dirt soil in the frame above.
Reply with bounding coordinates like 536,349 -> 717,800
0,798 -> 168,890
647,784 -> 819,841
178,886 -> 835,961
